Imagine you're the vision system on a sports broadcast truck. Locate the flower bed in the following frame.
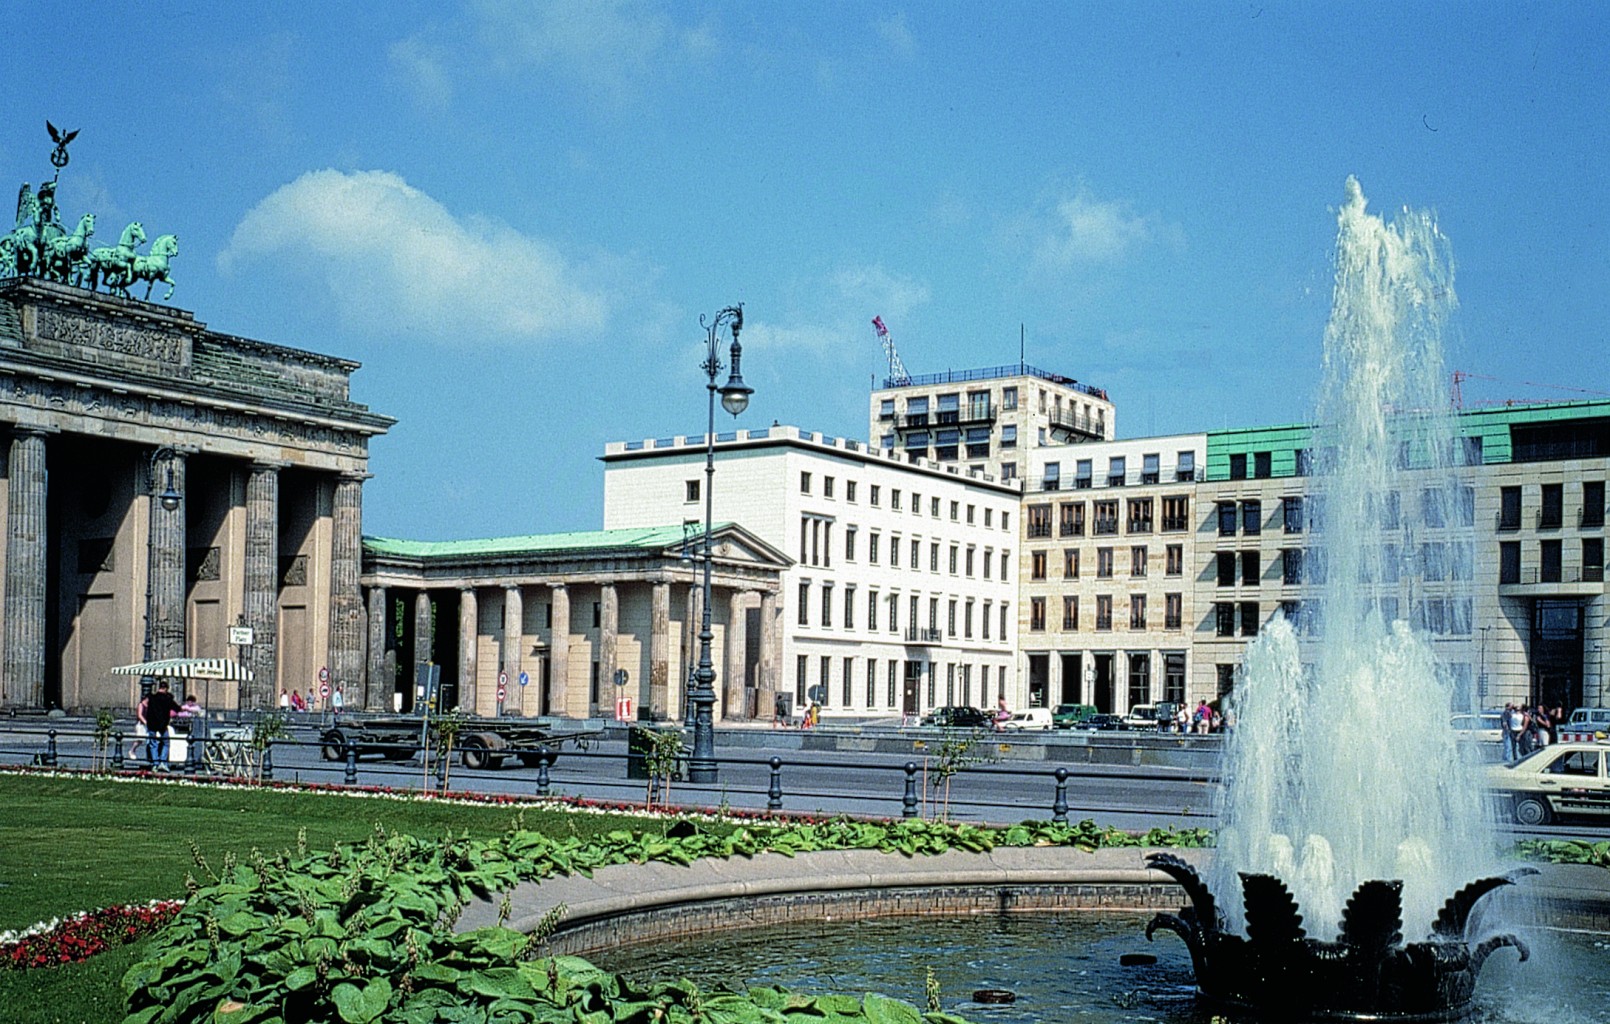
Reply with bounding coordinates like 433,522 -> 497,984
1,900 -> 182,971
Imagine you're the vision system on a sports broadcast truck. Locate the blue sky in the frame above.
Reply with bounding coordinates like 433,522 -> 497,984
5,2 -> 1605,540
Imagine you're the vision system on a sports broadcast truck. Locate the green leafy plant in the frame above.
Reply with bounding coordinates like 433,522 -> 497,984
247,712 -> 287,784
429,709 -> 467,794
642,729 -> 684,809
90,709 -> 115,773
927,730 -> 994,820
1514,838 -> 1610,868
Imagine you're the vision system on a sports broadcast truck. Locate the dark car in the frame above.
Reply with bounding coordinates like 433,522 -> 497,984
921,706 -> 994,729
1074,713 -> 1129,732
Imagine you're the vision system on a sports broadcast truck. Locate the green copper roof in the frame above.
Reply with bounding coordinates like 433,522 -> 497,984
364,523 -> 725,560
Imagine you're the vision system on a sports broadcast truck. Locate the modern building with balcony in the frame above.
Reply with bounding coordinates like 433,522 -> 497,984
602,426 -> 1021,720
868,364 -> 1116,485
1017,434 -> 1208,712
1193,401 -> 1609,711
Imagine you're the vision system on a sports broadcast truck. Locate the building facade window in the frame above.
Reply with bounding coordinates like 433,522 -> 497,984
1161,496 -> 1189,531
1030,597 -> 1047,632
1129,653 -> 1151,707
1064,548 -> 1080,578
1242,500 -> 1262,535
1218,501 -> 1238,536
1131,545 -> 1148,577
1215,602 -> 1235,637
1097,547 -> 1114,578
1130,593 -> 1147,629
798,582 -> 810,625
1165,592 -> 1182,629
1166,544 -> 1183,576
1127,497 -> 1154,533
1031,550 -> 1048,580
1283,496 -> 1304,533
1028,504 -> 1053,538
1096,595 -> 1113,631
800,472 -> 812,493
1240,601 -> 1260,637
1063,595 -> 1078,630
1060,501 -> 1085,537
1093,499 -> 1119,535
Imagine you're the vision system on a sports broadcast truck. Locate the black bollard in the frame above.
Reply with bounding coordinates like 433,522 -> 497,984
112,731 -> 125,770
1052,767 -> 1070,824
535,745 -> 553,796
260,741 -> 275,781
435,748 -> 447,790
344,740 -> 358,786
767,756 -> 783,811
902,761 -> 919,818
45,729 -> 58,767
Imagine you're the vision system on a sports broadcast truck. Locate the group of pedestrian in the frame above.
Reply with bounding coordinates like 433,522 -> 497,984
278,685 -> 344,715
1170,700 -> 1225,735
1501,702 -> 1564,762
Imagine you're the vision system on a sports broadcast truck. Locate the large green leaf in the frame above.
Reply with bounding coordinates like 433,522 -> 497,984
330,978 -> 393,1024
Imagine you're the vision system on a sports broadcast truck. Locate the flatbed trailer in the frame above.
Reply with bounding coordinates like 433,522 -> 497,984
320,715 -> 597,769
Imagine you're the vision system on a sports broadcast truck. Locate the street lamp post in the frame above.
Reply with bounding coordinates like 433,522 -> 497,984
140,447 -> 183,699
688,304 -> 752,784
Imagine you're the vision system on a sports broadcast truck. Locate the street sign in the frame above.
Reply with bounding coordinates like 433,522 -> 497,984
518,671 -> 529,687
229,626 -> 254,646
318,666 -> 329,683
320,682 -> 330,698
497,686 -> 507,702
498,671 -> 508,686
614,668 -> 629,687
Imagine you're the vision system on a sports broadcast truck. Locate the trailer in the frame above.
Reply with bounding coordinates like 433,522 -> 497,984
320,715 -> 597,770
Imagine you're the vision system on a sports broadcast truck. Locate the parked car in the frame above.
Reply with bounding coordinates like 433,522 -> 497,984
1450,711 -> 1504,744
1124,704 -> 1161,731
1486,742 -> 1610,826
1558,707 -> 1610,744
1074,713 -> 1129,732
1052,703 -> 1098,729
920,706 -> 994,729
999,708 -> 1054,731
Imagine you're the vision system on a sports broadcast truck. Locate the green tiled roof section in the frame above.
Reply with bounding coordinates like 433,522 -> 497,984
1450,399 -> 1610,465
1205,424 -> 1313,480
364,523 -> 728,560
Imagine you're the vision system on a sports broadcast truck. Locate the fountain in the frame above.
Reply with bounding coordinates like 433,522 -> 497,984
1146,177 -> 1531,1021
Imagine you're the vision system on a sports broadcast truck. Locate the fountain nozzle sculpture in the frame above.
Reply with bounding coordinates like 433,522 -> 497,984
1146,854 -> 1535,1022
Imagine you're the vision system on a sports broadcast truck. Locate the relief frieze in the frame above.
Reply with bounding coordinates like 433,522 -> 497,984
32,307 -> 186,365
2,377 -> 369,457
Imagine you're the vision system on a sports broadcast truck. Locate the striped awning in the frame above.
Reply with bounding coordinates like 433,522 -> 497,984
111,657 -> 253,682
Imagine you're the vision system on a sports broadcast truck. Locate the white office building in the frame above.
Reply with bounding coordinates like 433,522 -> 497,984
603,425 -> 1022,720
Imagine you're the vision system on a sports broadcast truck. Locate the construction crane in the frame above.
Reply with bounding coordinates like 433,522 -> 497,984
1451,370 -> 1610,409
871,315 -> 911,386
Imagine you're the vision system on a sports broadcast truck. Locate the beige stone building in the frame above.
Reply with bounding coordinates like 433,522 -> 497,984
0,278 -> 392,713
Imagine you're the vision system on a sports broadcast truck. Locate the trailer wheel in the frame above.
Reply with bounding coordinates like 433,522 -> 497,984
461,737 -> 503,770
321,731 -> 346,761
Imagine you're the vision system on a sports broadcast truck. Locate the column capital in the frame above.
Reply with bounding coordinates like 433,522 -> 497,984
9,424 -> 55,439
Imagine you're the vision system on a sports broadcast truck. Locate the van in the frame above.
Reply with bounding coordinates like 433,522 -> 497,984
1124,704 -> 1160,731
1052,703 -> 1098,729
1558,708 -> 1610,744
1000,708 -> 1054,731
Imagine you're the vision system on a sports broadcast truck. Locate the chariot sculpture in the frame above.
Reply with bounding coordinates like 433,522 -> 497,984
1,122 -> 180,302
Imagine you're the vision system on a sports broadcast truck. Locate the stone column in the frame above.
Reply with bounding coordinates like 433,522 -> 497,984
756,590 -> 778,721
458,587 -> 478,714
649,581 -> 670,720
365,585 -> 387,711
413,590 -> 432,672
148,449 -> 188,663
329,475 -> 365,703
724,589 -> 748,719
598,583 -> 618,717
3,429 -> 48,707
243,463 -> 279,709
548,584 -> 574,718
502,585 -> 523,714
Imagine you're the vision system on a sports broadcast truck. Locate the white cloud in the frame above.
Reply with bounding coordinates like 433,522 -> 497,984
469,0 -> 714,102
875,13 -> 917,59
219,169 -> 609,342
738,264 -> 930,358
389,35 -> 454,112
1032,187 -> 1169,269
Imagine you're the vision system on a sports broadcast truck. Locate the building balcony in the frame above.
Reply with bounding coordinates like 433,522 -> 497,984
1048,408 -> 1105,440
904,627 -> 943,646
1497,566 -> 1605,597
893,408 -> 995,431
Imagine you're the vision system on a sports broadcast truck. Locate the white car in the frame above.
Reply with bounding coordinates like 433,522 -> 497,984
1558,707 -> 1610,744
1450,712 -> 1503,744
1124,704 -> 1160,731
999,708 -> 1054,731
1486,743 -> 1610,826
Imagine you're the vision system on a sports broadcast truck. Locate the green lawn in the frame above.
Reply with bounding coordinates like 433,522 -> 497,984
0,772 -> 675,1024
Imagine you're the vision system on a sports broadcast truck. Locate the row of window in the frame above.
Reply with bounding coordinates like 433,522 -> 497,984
794,473 -> 1011,531
1499,538 -> 1606,585
1038,452 -> 1196,491
794,653 -> 1008,711
800,519 -> 1016,581
878,387 -> 1017,423
1028,593 -> 1184,633
1213,543 -> 1476,587
1224,438 -> 1486,481
1029,543 -> 1187,580
795,581 -> 1011,641
1496,482 -> 1606,531
1027,496 -> 1191,538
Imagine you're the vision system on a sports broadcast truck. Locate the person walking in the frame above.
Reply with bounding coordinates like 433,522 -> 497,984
331,685 -> 344,716
137,680 -> 181,772
1501,703 -> 1523,762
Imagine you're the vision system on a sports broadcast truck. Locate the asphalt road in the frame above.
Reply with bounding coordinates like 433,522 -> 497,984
3,717 -> 1603,842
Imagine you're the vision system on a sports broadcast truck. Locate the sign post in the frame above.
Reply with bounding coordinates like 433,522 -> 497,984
229,621 -> 254,722
497,671 -> 508,716
614,668 -> 632,722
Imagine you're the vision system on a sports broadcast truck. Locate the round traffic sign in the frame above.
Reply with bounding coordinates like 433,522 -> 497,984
497,686 -> 507,701
518,671 -> 529,687
318,666 -> 329,682
498,671 -> 508,686
320,682 -> 330,698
